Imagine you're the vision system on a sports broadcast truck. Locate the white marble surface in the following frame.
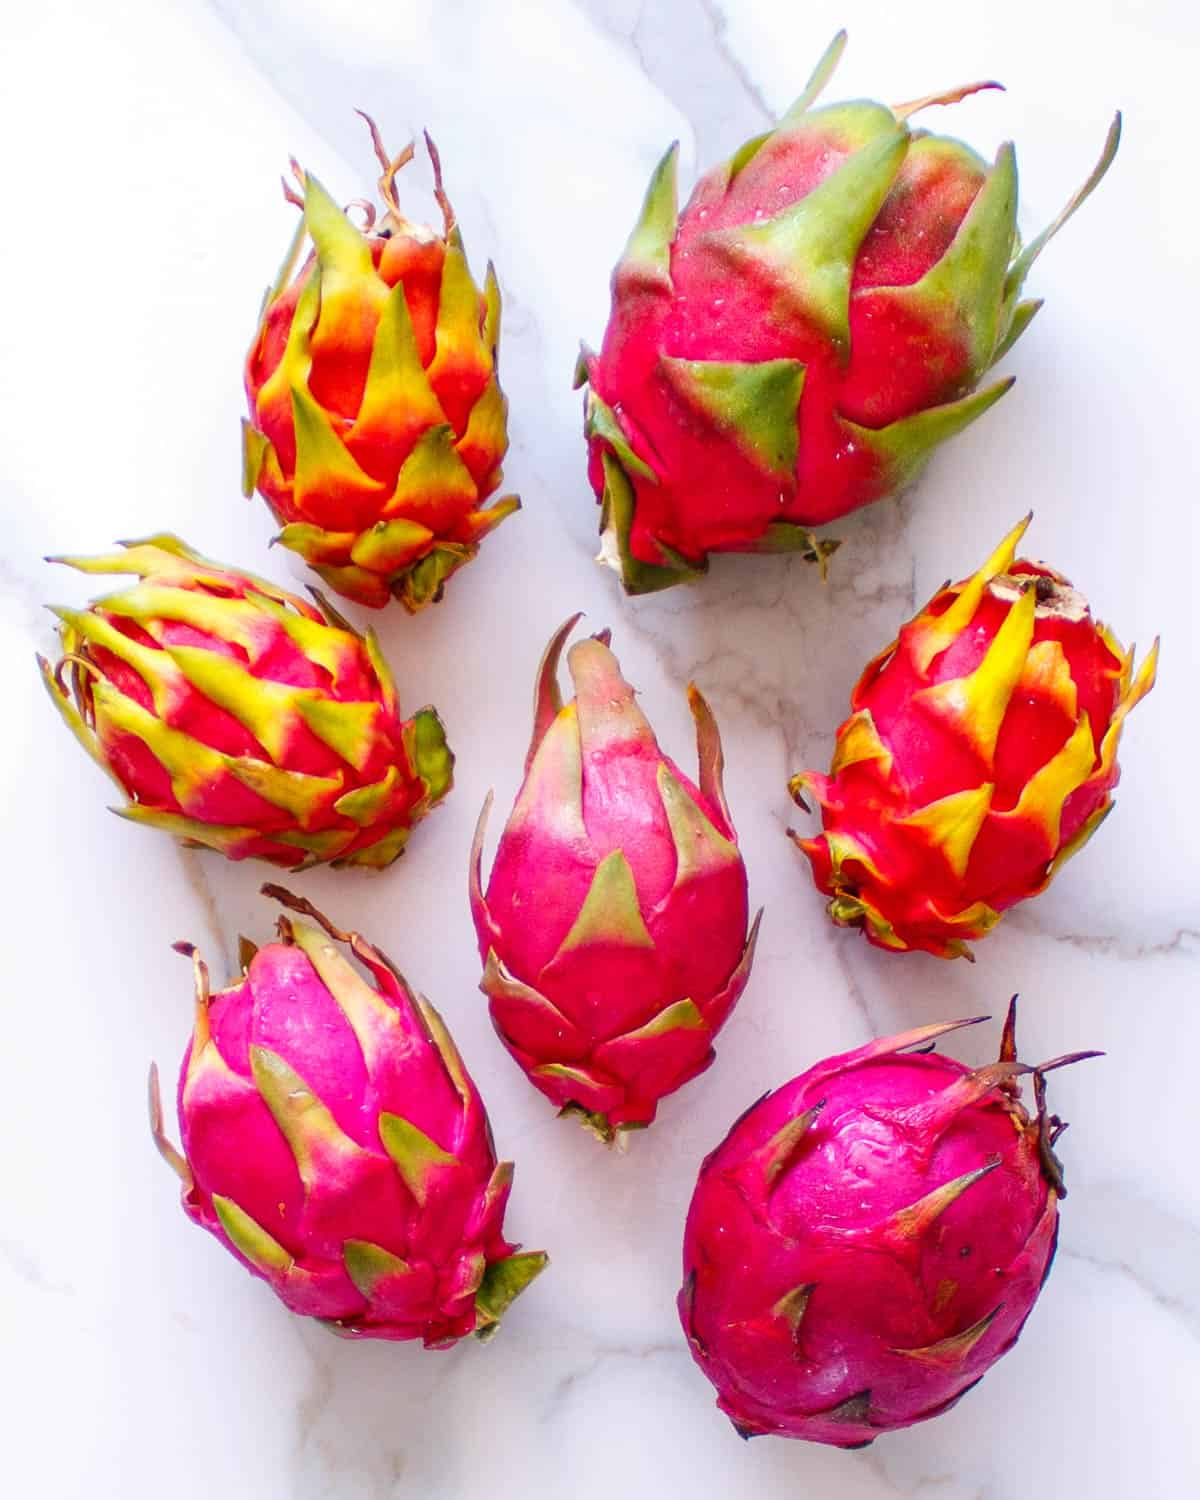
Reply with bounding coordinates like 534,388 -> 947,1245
3,1 -> 1197,1495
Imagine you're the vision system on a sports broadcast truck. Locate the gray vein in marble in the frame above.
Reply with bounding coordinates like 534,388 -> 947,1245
862,1449 -> 987,1500
581,0 -> 770,161
542,1339 -> 686,1421
290,1337 -> 409,1499
3,533 -> 68,680
1060,1245 -> 1200,1348
295,1336 -> 337,1457
176,848 -> 235,976
827,929 -> 884,1043
1063,1186 -> 1200,1344
0,1237 -> 75,1296
693,0 -> 773,121
0,554 -> 53,638
1008,919 -> 1200,963
628,1 -> 656,89
285,1320 -> 475,1498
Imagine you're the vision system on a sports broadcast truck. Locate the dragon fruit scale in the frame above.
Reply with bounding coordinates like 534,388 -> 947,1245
470,617 -> 759,1142
679,1004 -> 1097,1445
38,536 -> 452,869
150,885 -> 547,1345
789,516 -> 1158,958
243,118 -> 518,611
579,32 -> 1120,594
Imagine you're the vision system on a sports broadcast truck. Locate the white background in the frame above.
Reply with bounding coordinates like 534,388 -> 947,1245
2,2 -> 1196,1496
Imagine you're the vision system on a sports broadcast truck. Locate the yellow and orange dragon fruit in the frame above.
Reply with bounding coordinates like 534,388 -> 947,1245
680,1005 -> 1097,1444
151,886 -> 546,1345
789,517 -> 1157,957
244,119 -> 518,610
471,618 -> 759,1141
39,536 -> 451,868
579,33 -> 1119,593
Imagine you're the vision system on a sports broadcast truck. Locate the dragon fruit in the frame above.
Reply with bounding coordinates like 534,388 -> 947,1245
244,118 -> 518,611
470,617 -> 759,1141
789,516 -> 1157,957
579,32 -> 1120,593
150,885 -> 546,1345
679,1005 -> 1095,1445
38,535 -> 451,869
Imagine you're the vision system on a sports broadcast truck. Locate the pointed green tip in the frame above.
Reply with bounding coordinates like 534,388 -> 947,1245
475,1249 -> 549,1333
780,30 -> 849,125
617,142 -> 679,292
406,707 -> 454,805
839,375 -> 1014,493
573,343 -> 595,390
378,1112 -> 458,1205
1003,111 -> 1121,303
595,448 -> 703,596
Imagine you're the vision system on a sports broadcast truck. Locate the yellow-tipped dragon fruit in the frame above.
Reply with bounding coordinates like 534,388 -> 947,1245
790,517 -> 1157,957
39,536 -> 452,868
244,118 -> 518,611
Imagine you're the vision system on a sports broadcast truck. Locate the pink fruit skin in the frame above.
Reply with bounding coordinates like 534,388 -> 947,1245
471,619 -> 758,1137
164,895 -> 544,1346
679,1015 -> 1072,1445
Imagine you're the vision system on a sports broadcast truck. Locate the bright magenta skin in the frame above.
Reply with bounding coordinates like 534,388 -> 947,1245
177,934 -> 518,1345
472,622 -> 756,1135
679,1022 -> 1061,1446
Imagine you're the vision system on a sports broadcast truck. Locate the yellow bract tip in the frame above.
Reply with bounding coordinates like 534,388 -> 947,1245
910,515 -> 1033,676
913,583 -> 1036,767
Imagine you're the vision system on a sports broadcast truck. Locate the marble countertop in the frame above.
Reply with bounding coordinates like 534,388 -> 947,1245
4,1 -> 1197,1496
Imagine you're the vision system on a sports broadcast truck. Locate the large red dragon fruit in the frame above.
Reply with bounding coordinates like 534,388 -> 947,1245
579,33 -> 1120,593
679,1005 -> 1096,1445
789,516 -> 1157,957
150,886 -> 547,1345
243,119 -> 518,611
39,536 -> 452,869
470,618 -> 759,1142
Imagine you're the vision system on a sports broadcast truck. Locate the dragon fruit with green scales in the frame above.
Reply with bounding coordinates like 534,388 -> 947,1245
150,886 -> 546,1346
579,32 -> 1120,593
470,617 -> 759,1141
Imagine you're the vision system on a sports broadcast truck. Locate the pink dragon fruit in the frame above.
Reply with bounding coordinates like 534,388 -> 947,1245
150,885 -> 546,1346
679,1004 -> 1095,1444
470,617 -> 759,1141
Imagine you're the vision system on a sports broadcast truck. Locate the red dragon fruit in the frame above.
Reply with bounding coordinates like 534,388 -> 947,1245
470,617 -> 759,1141
789,516 -> 1158,957
150,886 -> 546,1346
579,32 -> 1120,593
679,1005 -> 1096,1445
38,535 -> 452,869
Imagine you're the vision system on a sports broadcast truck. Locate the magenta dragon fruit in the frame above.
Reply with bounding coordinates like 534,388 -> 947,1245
678,1004 -> 1096,1444
150,885 -> 546,1346
470,616 -> 759,1142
